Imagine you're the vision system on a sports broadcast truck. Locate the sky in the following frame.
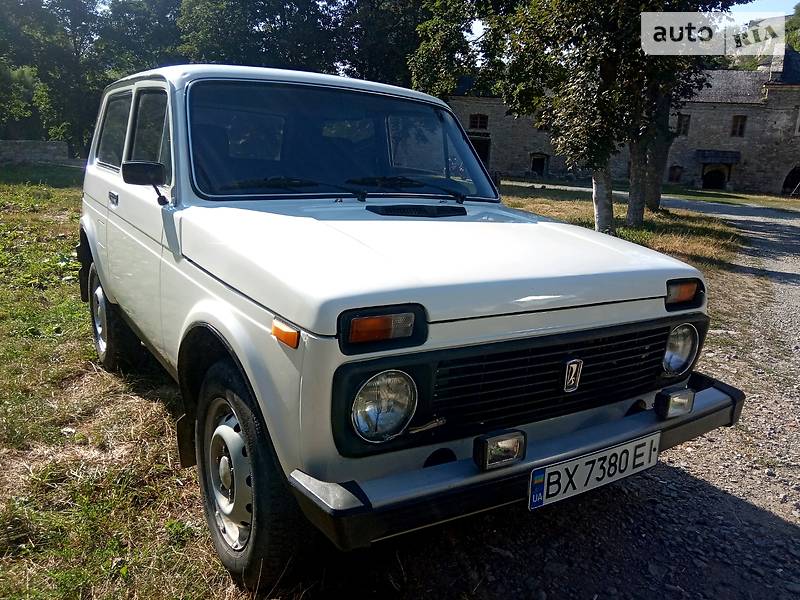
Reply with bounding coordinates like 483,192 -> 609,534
730,0 -> 797,17
467,2 -> 797,41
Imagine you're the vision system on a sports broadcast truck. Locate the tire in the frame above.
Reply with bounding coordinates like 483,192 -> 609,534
88,263 -> 142,371
195,360 -> 301,591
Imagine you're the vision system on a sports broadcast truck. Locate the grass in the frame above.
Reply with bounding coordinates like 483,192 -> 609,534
500,184 -> 741,267
0,165 -> 757,598
0,165 -> 234,599
510,177 -> 800,212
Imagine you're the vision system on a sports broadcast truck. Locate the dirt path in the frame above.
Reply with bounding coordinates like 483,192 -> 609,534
279,200 -> 800,599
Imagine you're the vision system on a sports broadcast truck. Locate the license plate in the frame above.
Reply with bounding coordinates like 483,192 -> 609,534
529,432 -> 660,510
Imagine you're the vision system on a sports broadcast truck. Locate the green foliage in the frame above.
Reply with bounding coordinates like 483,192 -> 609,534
337,0 -> 431,87
409,0 -> 477,96
788,3 -> 800,51
96,0 -> 184,77
177,0 -> 339,71
0,61 -> 32,129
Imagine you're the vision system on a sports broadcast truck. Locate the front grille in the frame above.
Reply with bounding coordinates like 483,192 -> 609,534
432,326 -> 671,430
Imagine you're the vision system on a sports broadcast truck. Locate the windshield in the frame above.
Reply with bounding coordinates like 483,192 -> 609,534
188,80 -> 498,201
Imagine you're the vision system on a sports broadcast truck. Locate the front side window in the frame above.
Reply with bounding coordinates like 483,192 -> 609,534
129,89 -> 172,182
188,81 -> 497,201
96,92 -> 132,169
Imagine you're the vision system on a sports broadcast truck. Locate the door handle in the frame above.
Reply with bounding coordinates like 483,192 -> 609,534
108,191 -> 119,206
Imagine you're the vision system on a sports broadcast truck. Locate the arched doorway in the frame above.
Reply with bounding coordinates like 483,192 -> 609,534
782,166 -> 800,195
702,165 -> 728,190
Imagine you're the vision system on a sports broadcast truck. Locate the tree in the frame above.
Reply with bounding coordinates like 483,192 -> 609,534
28,0 -> 109,156
178,0 -> 339,72
337,0 -> 430,87
787,3 -> 800,50
409,0 -> 478,97
413,0 -> 748,231
501,1 -> 641,233
96,0 -> 184,77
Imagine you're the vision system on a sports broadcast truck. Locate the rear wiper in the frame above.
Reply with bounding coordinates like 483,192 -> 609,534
346,175 -> 467,204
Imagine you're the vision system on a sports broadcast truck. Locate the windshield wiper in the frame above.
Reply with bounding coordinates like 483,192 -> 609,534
218,176 -> 368,200
218,176 -> 320,191
346,175 -> 468,204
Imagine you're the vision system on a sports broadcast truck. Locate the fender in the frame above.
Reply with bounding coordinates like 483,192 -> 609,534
174,299 -> 304,475
78,211 -> 119,305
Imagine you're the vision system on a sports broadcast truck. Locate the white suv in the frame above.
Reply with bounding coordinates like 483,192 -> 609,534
78,65 -> 744,590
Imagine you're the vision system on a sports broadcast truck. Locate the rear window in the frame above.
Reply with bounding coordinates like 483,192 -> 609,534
96,92 -> 132,169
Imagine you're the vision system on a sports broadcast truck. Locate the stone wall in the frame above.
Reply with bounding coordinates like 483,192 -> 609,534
449,87 -> 800,194
667,89 -> 800,194
448,97 -> 572,178
0,140 -> 68,164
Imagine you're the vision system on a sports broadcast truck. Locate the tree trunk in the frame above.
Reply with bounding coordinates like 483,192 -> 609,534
644,94 -> 674,211
626,139 -> 646,227
592,167 -> 615,235
644,137 -> 669,211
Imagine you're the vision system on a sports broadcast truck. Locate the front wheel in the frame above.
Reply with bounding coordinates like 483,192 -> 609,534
195,361 -> 301,590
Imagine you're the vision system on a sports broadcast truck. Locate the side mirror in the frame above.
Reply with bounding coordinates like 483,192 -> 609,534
121,161 -> 169,206
121,161 -> 166,186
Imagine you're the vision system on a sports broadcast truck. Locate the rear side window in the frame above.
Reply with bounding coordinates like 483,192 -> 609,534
129,89 -> 172,182
96,92 -> 132,169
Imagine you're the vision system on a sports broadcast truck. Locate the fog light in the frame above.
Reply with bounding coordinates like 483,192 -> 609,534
473,430 -> 526,471
655,386 -> 696,419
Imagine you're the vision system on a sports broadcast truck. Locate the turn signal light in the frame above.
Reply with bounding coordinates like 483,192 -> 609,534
666,279 -> 703,310
349,313 -> 415,343
272,318 -> 300,349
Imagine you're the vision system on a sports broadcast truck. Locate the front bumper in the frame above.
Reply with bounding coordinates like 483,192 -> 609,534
289,372 -> 744,551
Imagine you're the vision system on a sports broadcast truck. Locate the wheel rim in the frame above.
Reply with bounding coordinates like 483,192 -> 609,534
204,396 -> 253,551
91,282 -> 108,356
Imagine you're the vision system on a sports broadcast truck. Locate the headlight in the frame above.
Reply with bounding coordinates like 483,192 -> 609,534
663,323 -> 699,376
351,370 -> 417,443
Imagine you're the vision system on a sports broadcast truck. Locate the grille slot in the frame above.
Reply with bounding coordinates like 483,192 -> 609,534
432,326 -> 671,429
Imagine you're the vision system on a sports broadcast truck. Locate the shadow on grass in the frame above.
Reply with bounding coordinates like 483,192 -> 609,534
663,197 -> 800,220
116,353 -> 182,417
271,465 -> 800,599
661,185 -> 752,201
0,164 -> 84,188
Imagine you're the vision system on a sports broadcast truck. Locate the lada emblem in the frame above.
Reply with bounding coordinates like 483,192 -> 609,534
563,359 -> 584,393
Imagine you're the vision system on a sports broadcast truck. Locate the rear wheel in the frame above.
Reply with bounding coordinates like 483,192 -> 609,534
196,360 -> 301,591
88,263 -> 142,371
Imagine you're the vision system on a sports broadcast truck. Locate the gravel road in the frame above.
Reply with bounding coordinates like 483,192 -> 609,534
279,198 -> 800,599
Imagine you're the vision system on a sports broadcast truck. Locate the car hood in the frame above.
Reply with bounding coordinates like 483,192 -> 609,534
179,199 -> 702,335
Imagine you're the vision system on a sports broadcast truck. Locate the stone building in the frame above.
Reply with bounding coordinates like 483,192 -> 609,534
448,48 -> 800,195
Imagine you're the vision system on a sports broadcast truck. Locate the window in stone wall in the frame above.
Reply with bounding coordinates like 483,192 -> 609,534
469,113 -> 488,129
794,107 -> 800,135
676,114 -> 691,136
668,165 -> 684,182
730,115 -> 747,137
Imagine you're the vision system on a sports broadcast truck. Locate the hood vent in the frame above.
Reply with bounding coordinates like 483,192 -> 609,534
366,204 -> 467,218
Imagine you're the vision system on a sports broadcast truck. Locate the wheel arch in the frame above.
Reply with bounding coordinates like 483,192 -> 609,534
78,214 -> 117,304
175,322 -> 258,468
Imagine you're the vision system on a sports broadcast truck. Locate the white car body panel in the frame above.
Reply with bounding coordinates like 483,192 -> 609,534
180,199 -> 701,335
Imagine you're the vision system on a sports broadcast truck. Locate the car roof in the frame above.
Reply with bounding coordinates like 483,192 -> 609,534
109,64 -> 447,107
